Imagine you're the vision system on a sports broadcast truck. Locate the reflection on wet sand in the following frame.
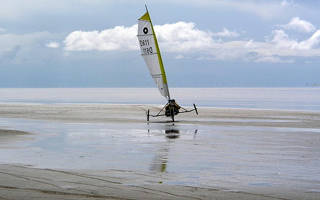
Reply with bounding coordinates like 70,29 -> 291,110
0,129 -> 33,144
150,145 -> 168,173
150,124 -> 198,173
165,125 -> 180,139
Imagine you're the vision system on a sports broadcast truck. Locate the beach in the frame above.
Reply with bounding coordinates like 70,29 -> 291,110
1,0 -> 320,197
0,103 -> 319,199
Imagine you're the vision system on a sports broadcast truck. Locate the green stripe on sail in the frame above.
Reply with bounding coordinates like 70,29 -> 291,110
148,12 -> 168,85
139,12 -> 151,21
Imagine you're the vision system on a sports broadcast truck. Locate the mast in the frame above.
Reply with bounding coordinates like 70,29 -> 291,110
144,5 -> 171,100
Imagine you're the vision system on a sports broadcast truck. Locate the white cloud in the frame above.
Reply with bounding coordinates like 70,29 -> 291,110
284,17 -> 315,33
245,40 -> 255,48
63,18 -> 320,63
64,25 -> 138,51
271,29 -> 297,48
255,56 -> 294,63
297,30 -> 320,50
271,29 -> 320,50
212,28 -> 239,38
46,41 -> 60,48
155,22 -> 213,52
200,27 -> 320,62
64,22 -> 214,53
0,28 -> 6,33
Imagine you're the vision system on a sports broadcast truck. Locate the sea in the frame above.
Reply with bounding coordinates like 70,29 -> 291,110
0,87 -> 319,111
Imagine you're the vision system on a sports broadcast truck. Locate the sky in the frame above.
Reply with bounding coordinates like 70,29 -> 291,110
0,0 -> 319,87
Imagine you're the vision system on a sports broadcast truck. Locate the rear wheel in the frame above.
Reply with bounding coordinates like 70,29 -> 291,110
193,104 -> 198,115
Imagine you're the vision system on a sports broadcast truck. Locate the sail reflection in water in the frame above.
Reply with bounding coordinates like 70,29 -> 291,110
165,128 -> 180,139
149,125 -> 198,173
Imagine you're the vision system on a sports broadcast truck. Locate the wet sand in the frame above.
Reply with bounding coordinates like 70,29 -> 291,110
0,164 -> 293,200
0,129 -> 32,146
0,104 -> 320,200
0,129 -> 31,137
0,103 -> 319,128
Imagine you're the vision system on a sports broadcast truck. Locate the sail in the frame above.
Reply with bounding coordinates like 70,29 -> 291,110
137,11 -> 170,99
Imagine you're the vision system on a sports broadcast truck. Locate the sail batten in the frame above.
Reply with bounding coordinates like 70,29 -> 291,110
137,10 -> 170,100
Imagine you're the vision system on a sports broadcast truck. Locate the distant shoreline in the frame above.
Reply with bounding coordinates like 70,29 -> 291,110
0,86 -> 320,88
0,102 -> 319,113
0,88 -> 319,111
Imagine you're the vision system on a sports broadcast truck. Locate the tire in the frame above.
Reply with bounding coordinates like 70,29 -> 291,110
193,104 -> 198,115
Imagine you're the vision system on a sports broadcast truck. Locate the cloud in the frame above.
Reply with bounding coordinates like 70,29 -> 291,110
0,31 -> 57,64
63,18 -> 320,63
64,22 -> 214,52
197,27 -> 320,62
154,22 -> 213,52
46,41 -> 60,48
64,25 -> 138,51
212,28 -> 239,38
283,17 -> 316,33
296,30 -> 320,50
271,29 -> 297,48
271,29 -> 320,50
254,56 -> 294,63
0,28 -> 6,33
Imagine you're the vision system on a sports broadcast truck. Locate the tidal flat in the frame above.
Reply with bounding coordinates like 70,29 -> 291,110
0,104 -> 319,200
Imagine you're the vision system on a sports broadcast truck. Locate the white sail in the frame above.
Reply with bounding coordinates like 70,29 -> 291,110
137,11 -> 170,99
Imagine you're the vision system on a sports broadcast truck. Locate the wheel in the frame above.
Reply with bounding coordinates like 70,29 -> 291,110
193,104 -> 198,115
147,109 -> 150,122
